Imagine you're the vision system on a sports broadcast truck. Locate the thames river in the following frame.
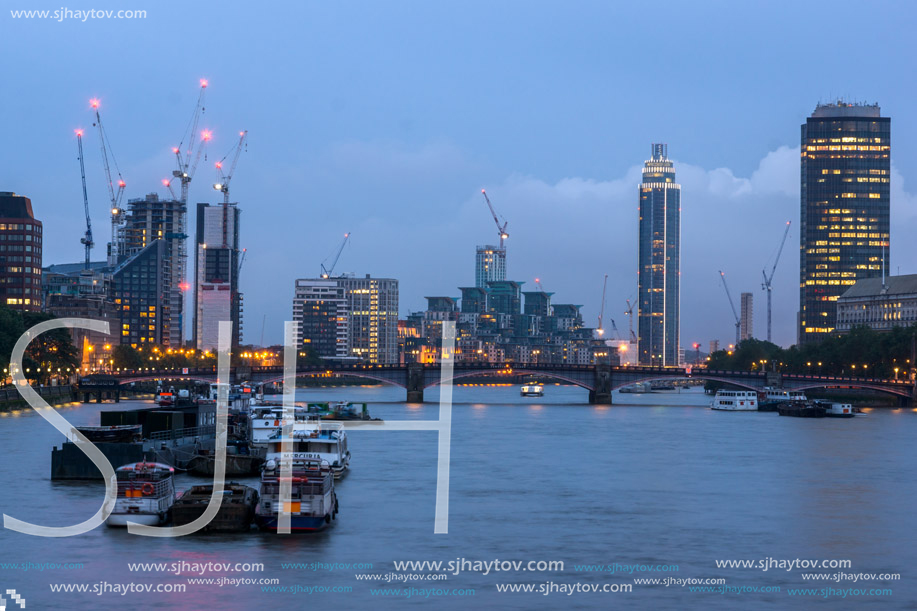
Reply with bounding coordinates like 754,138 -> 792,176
0,384 -> 914,609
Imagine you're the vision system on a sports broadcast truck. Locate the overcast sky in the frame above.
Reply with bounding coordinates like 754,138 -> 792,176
2,0 -> 916,347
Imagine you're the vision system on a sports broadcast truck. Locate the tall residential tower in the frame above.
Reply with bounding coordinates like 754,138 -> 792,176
799,101 -> 890,343
637,144 -> 681,366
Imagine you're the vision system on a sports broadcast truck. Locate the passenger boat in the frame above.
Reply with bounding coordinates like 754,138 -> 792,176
254,458 -> 338,532
106,462 -> 176,527
252,407 -> 350,479
619,382 -> 650,394
758,387 -> 808,411
157,390 -> 175,407
520,384 -> 544,397
710,389 -> 758,411
172,483 -> 258,532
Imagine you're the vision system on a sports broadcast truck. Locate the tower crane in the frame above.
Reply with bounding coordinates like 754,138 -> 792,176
75,129 -> 93,269
89,98 -> 126,264
213,130 -> 248,206
535,277 -> 546,293
761,221 -> 791,343
597,274 -> 608,337
719,270 -> 741,347
321,233 -> 351,278
624,297 -> 637,342
168,79 -> 210,204
480,189 -> 509,249
213,130 -> 248,250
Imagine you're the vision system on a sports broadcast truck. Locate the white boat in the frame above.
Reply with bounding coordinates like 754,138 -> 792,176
823,402 -> 855,418
106,462 -> 176,527
520,384 -> 544,397
619,382 -> 650,394
711,389 -> 758,411
252,408 -> 350,479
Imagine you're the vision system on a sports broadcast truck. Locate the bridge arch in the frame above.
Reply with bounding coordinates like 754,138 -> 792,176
426,368 -> 595,391
611,375 -> 760,393
784,382 -> 912,399
255,371 -> 408,389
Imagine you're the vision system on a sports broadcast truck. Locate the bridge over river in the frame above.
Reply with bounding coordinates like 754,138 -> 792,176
86,363 -> 916,406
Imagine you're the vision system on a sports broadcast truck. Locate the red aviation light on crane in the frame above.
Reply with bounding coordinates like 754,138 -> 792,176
75,129 -> 84,137
172,147 -> 180,154
118,180 -> 126,188
199,79 -> 208,88
89,98 -> 100,109
215,161 -> 223,169
161,179 -> 171,186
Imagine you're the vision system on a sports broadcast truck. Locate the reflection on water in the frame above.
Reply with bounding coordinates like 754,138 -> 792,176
0,385 -> 914,609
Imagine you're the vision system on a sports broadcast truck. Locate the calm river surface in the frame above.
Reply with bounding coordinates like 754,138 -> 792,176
0,384 -> 914,609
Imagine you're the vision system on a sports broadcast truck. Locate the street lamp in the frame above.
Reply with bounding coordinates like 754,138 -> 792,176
894,367 -> 899,381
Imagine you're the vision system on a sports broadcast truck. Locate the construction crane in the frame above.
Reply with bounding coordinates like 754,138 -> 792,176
75,129 -> 93,269
89,98 -> 126,264
535,277 -> 546,293
624,297 -> 637,342
480,189 -> 509,249
597,274 -> 608,337
719,270 -> 741,347
213,130 -> 248,252
761,221 -> 792,343
213,130 -> 248,205
320,233 -> 351,278
169,79 -> 210,204
238,248 -> 248,275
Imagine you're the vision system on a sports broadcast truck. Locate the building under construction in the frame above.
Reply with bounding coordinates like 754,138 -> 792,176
112,193 -> 188,347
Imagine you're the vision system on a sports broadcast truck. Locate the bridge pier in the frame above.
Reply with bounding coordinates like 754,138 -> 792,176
590,365 -> 612,405
406,363 -> 424,403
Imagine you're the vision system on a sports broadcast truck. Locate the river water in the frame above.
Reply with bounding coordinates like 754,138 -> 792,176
0,384 -> 914,609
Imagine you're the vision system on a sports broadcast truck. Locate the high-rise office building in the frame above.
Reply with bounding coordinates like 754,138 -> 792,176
475,245 -> 506,289
292,278 -> 351,361
0,192 -> 42,311
117,193 -> 188,346
740,292 -> 754,341
292,275 -> 399,364
799,101 -> 890,343
193,203 -> 242,350
637,144 -> 681,366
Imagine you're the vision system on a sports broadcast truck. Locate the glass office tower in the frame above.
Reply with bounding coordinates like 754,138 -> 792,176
799,101 -> 890,343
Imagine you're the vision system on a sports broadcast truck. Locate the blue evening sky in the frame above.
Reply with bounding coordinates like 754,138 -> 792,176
1,0 -> 915,347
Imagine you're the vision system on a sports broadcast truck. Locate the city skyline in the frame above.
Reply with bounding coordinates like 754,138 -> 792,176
3,1 -> 917,348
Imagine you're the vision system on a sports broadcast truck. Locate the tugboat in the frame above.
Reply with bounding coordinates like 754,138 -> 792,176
823,401 -> 855,418
254,458 -> 338,532
711,389 -> 758,411
520,384 -> 544,397
172,483 -> 258,532
106,462 -> 176,527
